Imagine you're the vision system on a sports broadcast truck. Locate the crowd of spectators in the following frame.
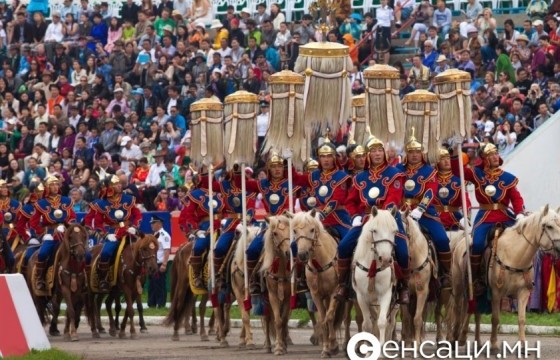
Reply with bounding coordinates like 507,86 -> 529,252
0,0 -> 556,212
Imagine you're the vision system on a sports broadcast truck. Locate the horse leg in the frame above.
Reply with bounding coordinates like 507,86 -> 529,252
517,289 -> 530,346
355,300 -> 363,332
200,296 -> 209,341
263,312 -> 272,353
282,301 -> 290,353
49,292 -> 62,336
62,287 -> 79,341
89,294 -> 100,338
241,300 -> 254,348
208,308 -> 216,335
376,287 -> 392,345
343,301 -> 351,347
414,290 -> 429,344
308,309 -> 320,346
137,294 -> 147,333
271,296 -> 285,355
490,289 -> 501,353
96,294 -> 106,333
114,293 -> 121,330
326,298 -> 340,356
106,293 -> 117,337
313,297 -> 329,357
475,312 -> 482,344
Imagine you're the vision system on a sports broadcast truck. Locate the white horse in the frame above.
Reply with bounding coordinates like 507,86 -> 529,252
352,206 -> 398,346
447,205 -> 560,351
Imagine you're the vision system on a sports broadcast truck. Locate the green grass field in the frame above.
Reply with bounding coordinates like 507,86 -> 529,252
3,349 -> 81,360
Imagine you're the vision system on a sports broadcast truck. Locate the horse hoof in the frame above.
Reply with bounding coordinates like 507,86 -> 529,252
330,345 -> 339,355
238,343 -> 246,349
246,343 -> 256,350
321,351 -> 331,358
490,347 -> 500,355
185,329 -> 193,335
71,335 -> 79,342
92,332 -> 100,339
310,335 -> 319,346
99,328 -> 107,334
208,329 -> 215,336
274,349 -> 285,356
118,332 -> 126,339
130,333 -> 138,340
109,329 -> 117,337
286,337 -> 294,346
50,329 -> 61,337
140,328 -> 148,334
64,333 -> 71,341
265,347 -> 272,354
220,340 -> 229,347
201,334 -> 209,342
172,334 -> 180,341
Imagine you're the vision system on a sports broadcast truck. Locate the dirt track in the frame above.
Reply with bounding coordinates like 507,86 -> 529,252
50,322 -> 559,360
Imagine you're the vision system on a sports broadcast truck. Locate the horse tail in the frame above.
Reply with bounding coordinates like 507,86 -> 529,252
163,247 -> 192,327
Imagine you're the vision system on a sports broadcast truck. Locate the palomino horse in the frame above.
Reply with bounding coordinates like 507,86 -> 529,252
351,207 -> 398,346
164,241 -> 214,341
229,225 -> 262,348
261,215 -> 292,355
400,211 -> 434,345
26,224 -> 89,341
87,233 -> 158,339
446,205 -> 560,351
292,210 -> 345,358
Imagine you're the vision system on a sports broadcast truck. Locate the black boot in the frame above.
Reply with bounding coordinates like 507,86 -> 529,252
470,255 -> 484,296
213,257 -> 225,290
335,258 -> 352,301
438,251 -> 452,289
398,268 -> 411,305
190,255 -> 204,289
97,261 -> 111,293
246,259 -> 261,295
34,261 -> 47,291
295,259 -> 309,293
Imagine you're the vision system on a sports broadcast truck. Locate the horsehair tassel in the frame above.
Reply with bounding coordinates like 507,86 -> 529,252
290,294 -> 297,310
243,297 -> 252,311
368,260 -> 377,278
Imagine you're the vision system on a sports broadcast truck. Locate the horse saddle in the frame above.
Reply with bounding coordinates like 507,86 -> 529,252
325,227 -> 341,244
32,250 -> 61,297
90,239 -> 128,292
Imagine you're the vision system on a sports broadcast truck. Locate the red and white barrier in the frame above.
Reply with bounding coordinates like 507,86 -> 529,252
0,274 -> 50,357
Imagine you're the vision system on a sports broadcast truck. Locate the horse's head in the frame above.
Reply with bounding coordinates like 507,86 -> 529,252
536,205 -> 560,255
291,209 -> 323,263
64,224 -> 88,264
261,215 -> 291,273
358,207 -> 398,264
400,209 -> 423,248
134,233 -> 159,275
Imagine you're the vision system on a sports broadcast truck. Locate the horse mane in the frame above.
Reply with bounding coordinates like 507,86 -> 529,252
234,225 -> 261,267
261,215 -> 289,273
403,212 -> 424,246
133,234 -> 159,259
510,206 -> 557,238
292,211 -> 337,250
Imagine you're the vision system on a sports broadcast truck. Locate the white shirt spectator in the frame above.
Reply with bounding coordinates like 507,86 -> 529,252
483,119 -> 495,136
256,111 -> 269,137
34,132 -> 51,148
45,22 -> 64,42
494,130 -> 516,157
376,6 -> 394,27
217,46 -> 232,64
155,227 -> 171,263
145,161 -> 167,187
121,144 -> 142,175
274,29 -> 292,48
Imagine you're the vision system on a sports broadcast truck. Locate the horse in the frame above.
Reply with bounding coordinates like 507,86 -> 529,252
164,241 -> 214,341
0,229 -> 12,273
291,210 -> 345,358
229,225 -> 262,348
351,207 -> 398,346
261,215 -> 292,355
26,224 -> 89,341
400,211 -> 434,346
446,205 -> 560,352
86,233 -> 159,339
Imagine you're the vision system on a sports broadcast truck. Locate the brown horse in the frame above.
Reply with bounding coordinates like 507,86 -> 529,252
0,229 -> 12,273
291,210 -> 345,358
164,241 -> 214,341
87,233 -> 159,339
26,224 -> 89,341
261,215 -> 292,356
446,206 -> 560,351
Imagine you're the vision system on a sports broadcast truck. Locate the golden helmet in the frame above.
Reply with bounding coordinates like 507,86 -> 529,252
305,158 -> 319,171
365,133 -> 384,151
350,144 -> 366,158
317,134 -> 336,156
108,174 -> 120,185
36,183 -> 45,192
267,152 -> 284,166
0,179 -> 7,187
437,148 -> 450,162
482,143 -> 499,157
405,127 -> 423,152
45,175 -> 60,185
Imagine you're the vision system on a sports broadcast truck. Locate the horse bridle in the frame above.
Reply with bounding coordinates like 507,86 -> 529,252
136,246 -> 156,268
367,228 -> 395,261
520,221 -> 560,253
294,223 -> 320,251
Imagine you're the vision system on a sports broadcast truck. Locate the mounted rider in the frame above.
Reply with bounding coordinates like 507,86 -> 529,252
345,141 -> 367,175
451,143 -> 525,295
0,179 -> 21,268
213,165 -> 256,290
396,130 -> 452,289
434,149 -> 471,230
245,152 -> 300,294
336,133 -> 410,303
84,174 -> 142,292
30,175 -> 76,291
179,166 -> 223,289
17,179 -> 44,273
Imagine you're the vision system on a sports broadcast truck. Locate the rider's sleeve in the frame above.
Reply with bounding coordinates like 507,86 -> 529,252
418,174 -> 438,212
179,200 -> 198,232
16,209 -> 33,241
509,185 -> 525,215
450,154 -> 477,185
383,174 -> 404,210
346,179 -> 364,218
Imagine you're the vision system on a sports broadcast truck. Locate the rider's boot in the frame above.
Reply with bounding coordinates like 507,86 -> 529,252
334,258 -> 352,301
398,267 -> 411,305
295,259 -> 309,293
213,257 -> 225,290
438,251 -> 453,289
247,259 -> 261,295
34,261 -> 47,291
190,255 -> 205,289
97,261 -> 111,293
470,255 -> 485,296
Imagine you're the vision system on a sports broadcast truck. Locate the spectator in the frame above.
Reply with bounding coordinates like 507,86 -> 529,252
532,102 -> 553,129
432,0 -> 452,37
269,3 -> 285,31
493,121 -> 516,157
120,136 -> 142,175
147,215 -> 171,308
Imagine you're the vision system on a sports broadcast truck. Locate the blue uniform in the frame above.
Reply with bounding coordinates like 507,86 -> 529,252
0,198 -> 20,269
397,162 -> 450,253
339,163 -> 409,268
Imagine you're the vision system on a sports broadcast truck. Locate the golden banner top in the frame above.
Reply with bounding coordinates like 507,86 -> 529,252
352,94 -> 365,107
268,70 -> 305,84
224,90 -> 259,104
363,64 -> 400,79
298,41 -> 349,58
402,89 -> 439,103
433,68 -> 472,85
190,98 -> 224,112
